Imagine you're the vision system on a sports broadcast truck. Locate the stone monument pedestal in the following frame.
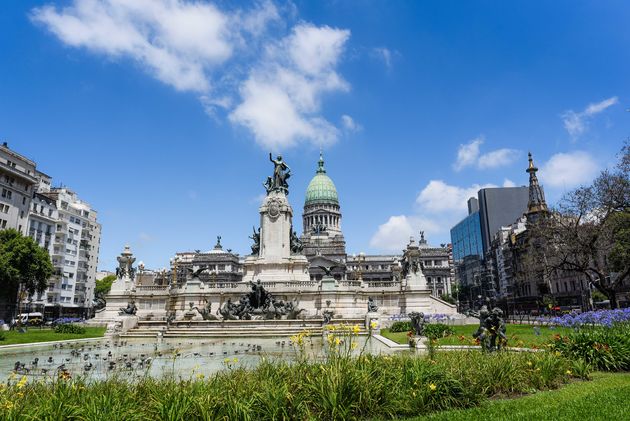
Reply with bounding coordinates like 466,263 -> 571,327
242,190 -> 310,283
365,312 -> 380,333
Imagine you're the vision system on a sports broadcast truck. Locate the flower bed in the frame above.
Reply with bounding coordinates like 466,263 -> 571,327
0,351 -> 574,419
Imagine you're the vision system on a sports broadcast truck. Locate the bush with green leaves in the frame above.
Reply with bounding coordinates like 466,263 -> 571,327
0,330 -> 5,341
390,320 -> 412,332
424,323 -> 454,339
54,323 -> 86,334
547,322 -> 630,371
0,350 -> 572,420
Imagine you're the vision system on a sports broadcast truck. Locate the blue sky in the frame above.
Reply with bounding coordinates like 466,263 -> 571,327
1,1 -> 628,270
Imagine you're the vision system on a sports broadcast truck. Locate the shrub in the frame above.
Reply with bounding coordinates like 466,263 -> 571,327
424,323 -> 454,339
55,323 -> 86,334
0,351 -> 571,419
0,330 -> 5,341
390,321 -> 412,332
547,322 -> 630,371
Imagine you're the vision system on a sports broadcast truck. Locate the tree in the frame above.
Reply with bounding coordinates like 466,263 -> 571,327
530,141 -> 629,308
0,229 -> 53,320
95,274 -> 116,298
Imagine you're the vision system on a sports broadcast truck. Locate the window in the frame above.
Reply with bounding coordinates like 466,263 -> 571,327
22,197 -> 26,205
1,188 -> 11,199
0,204 -> 8,213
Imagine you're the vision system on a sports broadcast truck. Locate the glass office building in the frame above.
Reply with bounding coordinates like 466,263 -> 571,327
450,211 -> 483,262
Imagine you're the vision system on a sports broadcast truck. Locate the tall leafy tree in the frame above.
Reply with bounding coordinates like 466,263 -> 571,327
529,141 -> 629,308
0,229 -> 53,318
95,274 -> 116,298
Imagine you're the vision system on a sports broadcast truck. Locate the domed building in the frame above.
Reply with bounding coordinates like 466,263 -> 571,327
301,153 -> 347,280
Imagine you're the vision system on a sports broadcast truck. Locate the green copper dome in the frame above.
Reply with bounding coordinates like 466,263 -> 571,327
305,153 -> 339,206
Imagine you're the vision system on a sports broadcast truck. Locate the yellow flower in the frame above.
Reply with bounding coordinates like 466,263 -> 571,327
224,358 -> 231,364
566,370 -> 572,375
428,383 -> 437,391
370,320 -> 378,329
3,401 -> 14,410
196,373 -> 205,380
233,357 -> 238,363
327,335 -> 335,345
554,351 -> 561,357
527,361 -> 533,367
351,342 -> 358,350
16,376 -> 27,389
352,324 -> 360,334
335,338 -> 342,346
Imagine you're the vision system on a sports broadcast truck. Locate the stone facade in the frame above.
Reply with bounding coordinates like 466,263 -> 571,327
98,153 -> 458,323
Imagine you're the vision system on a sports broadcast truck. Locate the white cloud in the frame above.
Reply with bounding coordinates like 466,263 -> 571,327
453,136 -> 483,171
502,178 -> 516,187
369,215 -> 441,251
539,151 -> 599,189
370,215 -> 413,251
416,180 -> 495,214
453,136 -> 519,171
370,180 -> 498,251
561,96 -> 618,138
341,114 -> 361,132
373,47 -> 393,68
478,148 -> 520,169
31,0 -> 238,93
31,1 -> 352,150
229,23 -> 350,149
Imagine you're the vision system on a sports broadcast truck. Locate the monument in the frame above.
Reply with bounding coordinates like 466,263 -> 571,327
242,153 -> 310,284
96,153 -> 458,335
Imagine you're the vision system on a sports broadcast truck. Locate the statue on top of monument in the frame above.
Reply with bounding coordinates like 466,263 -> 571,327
268,153 -> 291,194
290,226 -> 303,254
249,226 -> 261,255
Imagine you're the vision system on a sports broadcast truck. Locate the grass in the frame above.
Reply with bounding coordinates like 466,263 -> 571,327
412,372 -> 630,420
0,326 -> 106,346
381,324 -> 572,348
0,350 -> 573,419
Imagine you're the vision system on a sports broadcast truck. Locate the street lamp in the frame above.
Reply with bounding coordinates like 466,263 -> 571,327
169,256 -> 180,288
353,252 -> 365,281
138,261 -> 145,285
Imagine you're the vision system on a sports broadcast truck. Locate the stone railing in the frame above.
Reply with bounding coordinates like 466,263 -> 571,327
366,281 -> 401,289
339,280 -> 363,287
204,282 -> 243,289
260,280 -> 319,289
135,285 -> 170,295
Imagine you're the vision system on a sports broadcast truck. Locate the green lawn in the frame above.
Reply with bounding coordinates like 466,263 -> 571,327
0,326 -> 106,345
381,324 -> 571,348
412,372 -> 630,420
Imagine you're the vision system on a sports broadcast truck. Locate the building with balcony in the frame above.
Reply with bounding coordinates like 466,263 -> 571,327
0,142 -> 37,235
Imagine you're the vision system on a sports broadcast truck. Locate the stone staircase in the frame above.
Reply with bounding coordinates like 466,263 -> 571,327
119,318 -> 370,340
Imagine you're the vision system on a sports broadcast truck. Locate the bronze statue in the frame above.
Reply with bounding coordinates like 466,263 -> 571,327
268,153 -> 291,193
471,306 -> 507,352
409,312 -> 425,336
323,310 -> 334,325
367,297 -> 378,312
318,265 -> 338,277
249,226 -> 261,255
119,301 -> 137,316
290,226 -> 303,254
